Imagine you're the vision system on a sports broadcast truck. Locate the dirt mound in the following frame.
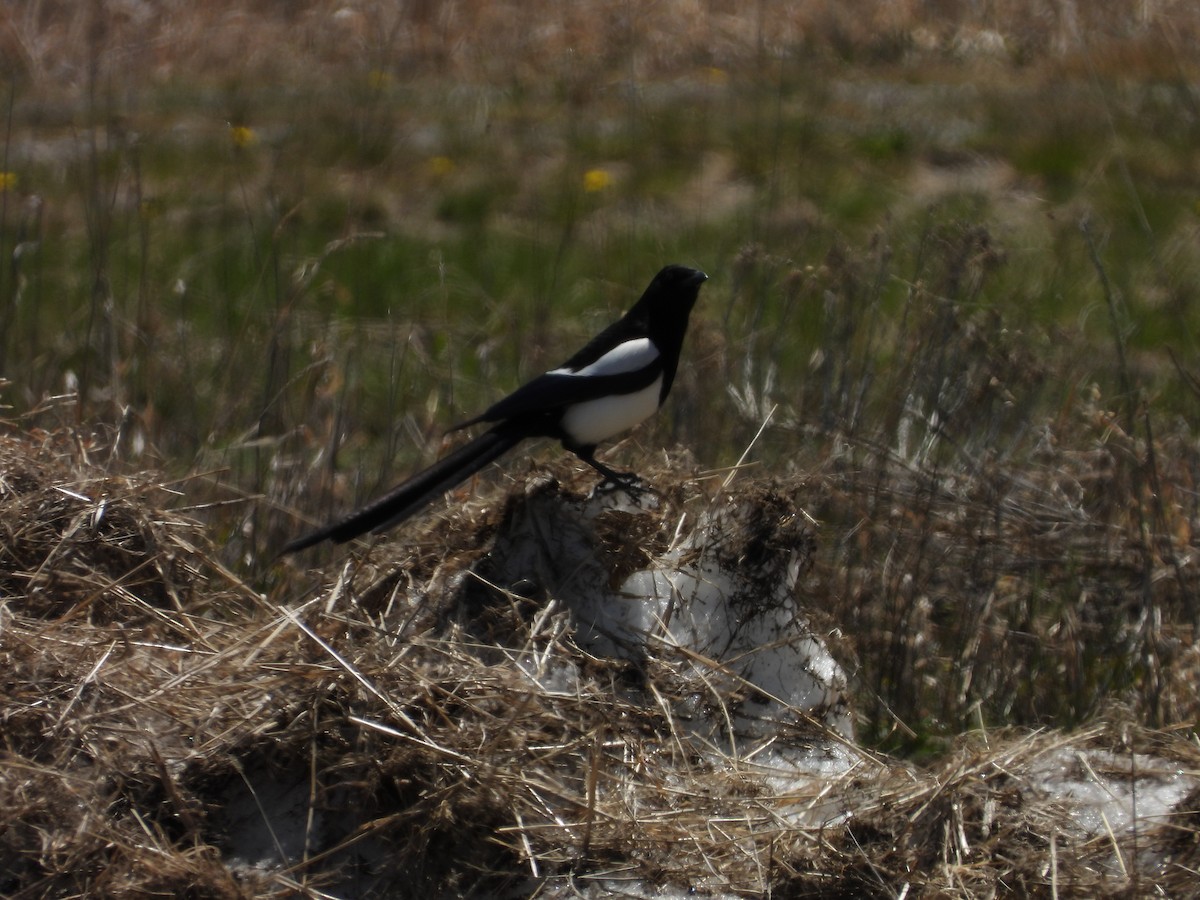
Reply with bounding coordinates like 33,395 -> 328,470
1,432 -> 1198,898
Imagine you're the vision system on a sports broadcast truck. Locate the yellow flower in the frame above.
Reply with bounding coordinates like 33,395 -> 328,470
368,69 -> 393,91
704,66 -> 729,85
583,168 -> 611,192
138,198 -> 162,220
0,171 -> 17,191
230,125 -> 257,149
428,155 -> 456,177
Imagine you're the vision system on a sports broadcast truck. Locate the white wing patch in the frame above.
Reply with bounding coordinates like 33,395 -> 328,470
552,337 -> 658,377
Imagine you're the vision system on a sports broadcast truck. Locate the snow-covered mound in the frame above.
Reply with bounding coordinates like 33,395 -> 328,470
477,478 -> 854,748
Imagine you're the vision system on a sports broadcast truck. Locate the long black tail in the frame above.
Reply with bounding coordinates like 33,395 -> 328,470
281,427 -> 523,553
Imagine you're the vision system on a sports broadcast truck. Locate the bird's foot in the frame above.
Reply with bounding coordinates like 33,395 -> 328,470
593,471 -> 658,503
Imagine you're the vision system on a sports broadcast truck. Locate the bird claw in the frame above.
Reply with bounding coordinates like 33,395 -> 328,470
594,472 -> 658,502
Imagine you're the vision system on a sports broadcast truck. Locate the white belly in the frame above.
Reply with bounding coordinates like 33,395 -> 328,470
561,375 -> 663,446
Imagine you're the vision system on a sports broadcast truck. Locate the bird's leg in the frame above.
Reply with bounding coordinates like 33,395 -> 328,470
574,446 -> 658,500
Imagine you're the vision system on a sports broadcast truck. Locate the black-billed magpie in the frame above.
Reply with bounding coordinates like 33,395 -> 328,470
282,264 -> 707,553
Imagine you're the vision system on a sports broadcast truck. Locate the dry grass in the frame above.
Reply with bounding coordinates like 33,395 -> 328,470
2,428 -> 1199,897
3,3 -> 1200,897
6,0 -> 1200,92
804,405 -> 1200,740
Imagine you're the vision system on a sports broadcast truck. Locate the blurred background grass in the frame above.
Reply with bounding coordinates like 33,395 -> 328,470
2,0 -> 1200,753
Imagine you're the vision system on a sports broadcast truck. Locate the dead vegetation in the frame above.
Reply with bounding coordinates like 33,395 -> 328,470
2,427 -> 1198,898
720,228 -> 1200,746
1,2 -> 1200,897
6,0 -> 1200,91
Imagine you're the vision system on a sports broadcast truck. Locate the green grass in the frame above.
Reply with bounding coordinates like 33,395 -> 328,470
0,74 -> 1188,483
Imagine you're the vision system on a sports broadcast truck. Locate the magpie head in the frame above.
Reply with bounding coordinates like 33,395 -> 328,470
643,265 -> 708,316
630,265 -> 707,353
654,264 -> 708,292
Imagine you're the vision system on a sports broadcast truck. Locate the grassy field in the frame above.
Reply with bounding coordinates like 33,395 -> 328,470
4,0 -> 1200,739
2,2 -> 1200,893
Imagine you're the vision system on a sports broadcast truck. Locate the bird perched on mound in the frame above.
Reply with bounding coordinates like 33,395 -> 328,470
282,264 -> 708,553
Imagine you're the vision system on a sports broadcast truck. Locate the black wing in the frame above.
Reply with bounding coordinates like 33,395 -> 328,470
454,358 -> 664,430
